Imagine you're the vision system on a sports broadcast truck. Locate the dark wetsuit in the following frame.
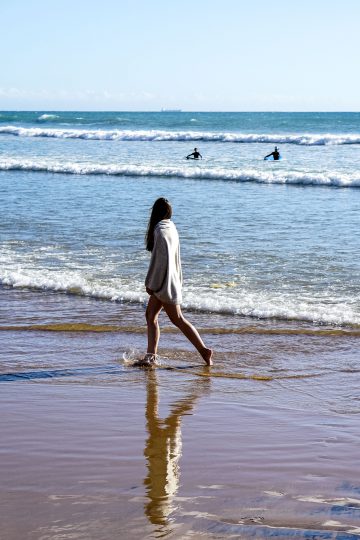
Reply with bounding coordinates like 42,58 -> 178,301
265,150 -> 280,160
272,150 -> 280,160
187,150 -> 202,159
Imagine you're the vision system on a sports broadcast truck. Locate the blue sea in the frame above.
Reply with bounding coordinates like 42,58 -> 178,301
1,112 -> 360,539
1,111 -> 360,326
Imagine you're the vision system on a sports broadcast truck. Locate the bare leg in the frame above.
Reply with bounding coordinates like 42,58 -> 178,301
145,294 -> 163,355
162,303 -> 213,365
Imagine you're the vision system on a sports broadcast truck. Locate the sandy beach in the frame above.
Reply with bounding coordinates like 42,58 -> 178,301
1,288 -> 360,539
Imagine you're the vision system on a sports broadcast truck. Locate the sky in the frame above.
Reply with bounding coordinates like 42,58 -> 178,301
1,0 -> 359,111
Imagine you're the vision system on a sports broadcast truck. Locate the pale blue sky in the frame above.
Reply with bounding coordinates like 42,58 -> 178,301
1,0 -> 359,111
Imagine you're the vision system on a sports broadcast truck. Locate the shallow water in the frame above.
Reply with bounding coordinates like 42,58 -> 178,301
2,382 -> 360,539
1,289 -> 360,538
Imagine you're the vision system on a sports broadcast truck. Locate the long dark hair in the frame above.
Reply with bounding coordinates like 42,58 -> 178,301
145,197 -> 172,252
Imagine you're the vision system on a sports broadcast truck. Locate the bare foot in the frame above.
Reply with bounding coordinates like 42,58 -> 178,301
134,353 -> 158,368
201,347 -> 213,366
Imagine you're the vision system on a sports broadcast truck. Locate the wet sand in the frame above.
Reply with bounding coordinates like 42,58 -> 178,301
1,288 -> 360,539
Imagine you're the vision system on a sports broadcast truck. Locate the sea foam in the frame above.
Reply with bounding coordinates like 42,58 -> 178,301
1,125 -> 360,145
1,158 -> 359,187
1,268 -> 359,326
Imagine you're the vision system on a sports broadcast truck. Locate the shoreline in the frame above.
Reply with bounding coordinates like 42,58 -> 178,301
2,285 -> 360,332
1,287 -> 360,538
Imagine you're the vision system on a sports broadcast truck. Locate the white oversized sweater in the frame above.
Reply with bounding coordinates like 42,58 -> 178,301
145,219 -> 183,305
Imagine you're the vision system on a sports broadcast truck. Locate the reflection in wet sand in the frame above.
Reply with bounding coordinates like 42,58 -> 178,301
143,369 -> 210,534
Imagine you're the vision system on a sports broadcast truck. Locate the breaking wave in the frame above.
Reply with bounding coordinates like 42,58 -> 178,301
37,114 -> 60,122
1,125 -> 360,145
1,269 -> 359,326
1,158 -> 359,187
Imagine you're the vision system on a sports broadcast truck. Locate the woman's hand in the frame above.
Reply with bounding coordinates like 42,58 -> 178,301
146,287 -> 154,295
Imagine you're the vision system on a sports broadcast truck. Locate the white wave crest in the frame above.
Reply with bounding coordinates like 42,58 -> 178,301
37,114 -> 59,121
0,269 -> 143,304
1,158 -> 360,187
1,268 -> 359,326
1,125 -> 360,145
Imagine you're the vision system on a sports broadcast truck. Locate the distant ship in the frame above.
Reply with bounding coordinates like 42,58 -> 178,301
161,108 -> 182,112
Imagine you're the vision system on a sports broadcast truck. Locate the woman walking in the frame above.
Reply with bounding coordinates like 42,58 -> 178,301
141,197 -> 213,367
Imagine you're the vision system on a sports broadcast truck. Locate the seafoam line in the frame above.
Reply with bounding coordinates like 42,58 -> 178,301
1,159 -> 360,187
1,125 -> 360,145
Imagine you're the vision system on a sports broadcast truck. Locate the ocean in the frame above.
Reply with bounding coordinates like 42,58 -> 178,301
1,111 -> 360,326
1,111 -> 360,539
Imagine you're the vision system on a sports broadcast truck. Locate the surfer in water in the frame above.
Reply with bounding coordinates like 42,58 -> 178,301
264,146 -> 280,160
186,148 -> 202,160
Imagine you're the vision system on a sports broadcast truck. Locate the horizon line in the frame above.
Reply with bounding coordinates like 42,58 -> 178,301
1,109 -> 360,114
